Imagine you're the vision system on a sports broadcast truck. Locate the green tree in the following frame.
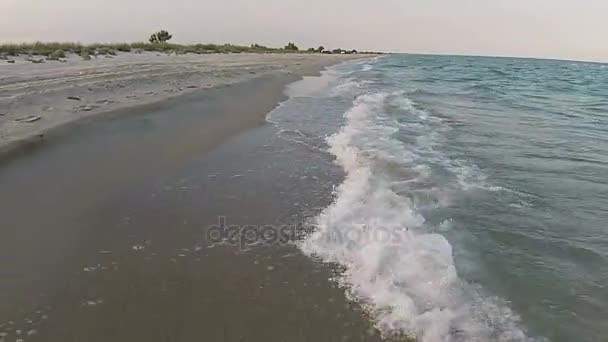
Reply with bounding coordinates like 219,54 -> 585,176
250,43 -> 268,50
149,30 -> 173,43
317,46 -> 325,53
284,42 -> 299,51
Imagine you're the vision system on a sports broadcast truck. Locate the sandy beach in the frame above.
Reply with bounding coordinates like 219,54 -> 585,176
0,53 -> 360,157
0,53 -> 387,342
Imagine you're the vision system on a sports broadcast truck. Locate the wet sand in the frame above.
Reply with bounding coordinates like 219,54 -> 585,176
0,61 -> 386,341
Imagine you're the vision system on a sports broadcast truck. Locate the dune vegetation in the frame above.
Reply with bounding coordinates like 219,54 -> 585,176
0,31 -> 380,61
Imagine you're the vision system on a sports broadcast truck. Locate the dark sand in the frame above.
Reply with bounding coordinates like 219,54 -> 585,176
0,67 -> 385,341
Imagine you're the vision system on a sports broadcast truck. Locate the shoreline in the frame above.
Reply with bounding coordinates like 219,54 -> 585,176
0,52 -> 366,160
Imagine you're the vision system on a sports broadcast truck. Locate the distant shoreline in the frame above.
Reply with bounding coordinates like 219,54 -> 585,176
0,42 -> 382,61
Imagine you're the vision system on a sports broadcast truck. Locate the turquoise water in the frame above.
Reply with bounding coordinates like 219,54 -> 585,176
271,55 -> 608,341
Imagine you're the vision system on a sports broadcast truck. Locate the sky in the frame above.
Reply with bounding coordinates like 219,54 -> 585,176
1,0 -> 607,62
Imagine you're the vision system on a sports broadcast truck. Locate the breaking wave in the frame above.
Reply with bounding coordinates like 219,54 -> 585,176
300,93 -> 530,342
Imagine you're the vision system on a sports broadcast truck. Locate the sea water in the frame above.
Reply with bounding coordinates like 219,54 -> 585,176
268,55 -> 608,342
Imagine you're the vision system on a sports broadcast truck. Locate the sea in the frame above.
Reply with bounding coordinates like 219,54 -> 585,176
267,55 -> 608,342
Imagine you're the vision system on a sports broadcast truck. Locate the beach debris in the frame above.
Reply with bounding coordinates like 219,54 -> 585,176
28,58 -> 45,64
72,104 -> 97,112
67,96 -> 82,101
185,85 -> 198,89
132,245 -> 145,251
6,60 -> 15,64
15,115 -> 41,123
83,299 -> 103,307
231,174 -> 243,179
0,113 -> 6,116
83,264 -> 101,272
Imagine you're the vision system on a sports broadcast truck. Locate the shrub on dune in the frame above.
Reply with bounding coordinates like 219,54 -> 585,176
114,43 -> 132,52
48,49 -> 66,60
284,42 -> 299,51
80,50 -> 92,60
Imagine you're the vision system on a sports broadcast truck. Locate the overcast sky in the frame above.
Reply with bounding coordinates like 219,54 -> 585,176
1,0 -> 607,62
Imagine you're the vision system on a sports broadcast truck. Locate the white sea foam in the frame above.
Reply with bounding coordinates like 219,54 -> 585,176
301,93 -> 530,341
329,78 -> 366,96
390,93 -> 520,196
362,64 -> 374,71
284,68 -> 341,98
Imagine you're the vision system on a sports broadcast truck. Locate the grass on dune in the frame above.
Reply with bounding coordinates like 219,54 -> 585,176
0,42 -> 379,58
0,42 -> 255,56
